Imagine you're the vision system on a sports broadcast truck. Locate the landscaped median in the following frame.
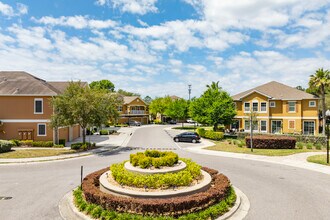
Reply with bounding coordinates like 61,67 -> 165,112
307,154 -> 330,166
69,150 -> 240,219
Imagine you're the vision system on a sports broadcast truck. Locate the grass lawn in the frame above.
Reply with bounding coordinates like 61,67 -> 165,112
307,155 -> 330,166
0,149 -> 77,159
205,140 -> 325,156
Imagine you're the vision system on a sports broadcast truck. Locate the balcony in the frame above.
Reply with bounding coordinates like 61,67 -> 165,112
122,110 -> 149,115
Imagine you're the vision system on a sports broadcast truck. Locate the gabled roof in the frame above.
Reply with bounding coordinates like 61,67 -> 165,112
48,81 -> 88,94
170,95 -> 181,100
0,71 -> 86,96
232,81 -> 318,101
123,96 -> 148,105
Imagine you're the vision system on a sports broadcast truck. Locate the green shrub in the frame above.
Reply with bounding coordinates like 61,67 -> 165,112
203,130 -> 224,140
111,158 -> 201,189
31,141 -> 53,147
233,140 -> 239,145
59,139 -> 66,146
10,139 -> 20,146
19,140 -> 33,146
71,142 -> 83,150
130,150 -> 179,169
99,130 -> 109,135
0,140 -> 14,153
306,143 -> 313,149
139,157 -> 152,169
296,142 -> 304,149
81,144 -> 88,151
53,144 -> 64,148
197,128 -> 206,137
237,142 -> 244,148
315,143 -> 322,150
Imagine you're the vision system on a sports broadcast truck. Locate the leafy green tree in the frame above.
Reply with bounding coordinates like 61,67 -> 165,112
149,96 -> 172,121
165,99 -> 189,127
89,79 -> 115,92
51,82 -> 121,143
309,68 -> 330,135
295,86 -> 305,91
189,82 -> 236,131
117,89 -> 140,97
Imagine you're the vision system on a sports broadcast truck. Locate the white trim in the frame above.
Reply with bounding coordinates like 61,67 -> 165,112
271,120 -> 282,134
0,94 -> 56,97
244,119 -> 251,131
252,100 -> 259,112
37,123 -> 47,136
309,101 -> 316,107
0,119 -> 50,123
260,120 -> 267,132
288,101 -> 296,113
235,116 -> 318,120
239,90 -> 272,100
260,102 -> 267,113
269,101 -> 276,108
34,98 -> 44,114
288,120 -> 295,130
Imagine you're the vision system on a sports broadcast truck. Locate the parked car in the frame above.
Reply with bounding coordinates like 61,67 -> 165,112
186,119 -> 196,124
168,120 -> 177,124
126,120 -> 141,126
173,132 -> 200,143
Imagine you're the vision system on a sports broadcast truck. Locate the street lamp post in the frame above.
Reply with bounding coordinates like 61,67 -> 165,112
326,110 -> 330,164
188,84 -> 191,101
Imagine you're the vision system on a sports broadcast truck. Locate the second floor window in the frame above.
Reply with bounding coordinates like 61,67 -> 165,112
244,103 -> 250,112
288,101 -> 296,112
34,99 -> 43,114
252,102 -> 258,112
260,102 -> 267,112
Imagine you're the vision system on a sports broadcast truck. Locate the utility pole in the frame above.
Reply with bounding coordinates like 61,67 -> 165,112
188,84 -> 192,101
250,114 -> 253,152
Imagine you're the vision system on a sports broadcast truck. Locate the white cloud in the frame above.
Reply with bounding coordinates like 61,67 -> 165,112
33,16 -> 117,29
0,1 -> 14,16
137,19 -> 148,27
95,0 -> 158,15
17,3 -> 28,15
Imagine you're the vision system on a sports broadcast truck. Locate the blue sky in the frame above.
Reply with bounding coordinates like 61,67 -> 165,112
0,0 -> 330,99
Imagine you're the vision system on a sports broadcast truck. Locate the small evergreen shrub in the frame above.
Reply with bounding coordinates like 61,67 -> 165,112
296,142 -> 304,149
99,130 -> 109,135
0,140 -> 14,153
197,128 -> 206,137
306,143 -> 313,149
53,144 -> 64,148
129,150 -> 179,169
315,143 -> 322,150
10,139 -> 20,146
200,130 -> 224,140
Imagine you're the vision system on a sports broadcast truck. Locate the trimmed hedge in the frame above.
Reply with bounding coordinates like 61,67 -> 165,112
245,135 -> 296,149
111,158 -> 201,189
74,185 -> 236,220
197,129 -> 224,141
71,142 -> 95,150
82,167 -> 231,217
99,130 -> 109,135
130,150 -> 179,169
0,140 -> 14,153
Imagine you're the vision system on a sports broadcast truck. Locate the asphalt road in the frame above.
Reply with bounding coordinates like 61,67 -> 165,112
1,125 -> 330,220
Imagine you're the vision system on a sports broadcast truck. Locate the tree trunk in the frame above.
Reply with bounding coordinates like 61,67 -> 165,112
213,123 -> 218,131
54,127 -> 59,145
322,89 -> 326,135
82,127 -> 86,144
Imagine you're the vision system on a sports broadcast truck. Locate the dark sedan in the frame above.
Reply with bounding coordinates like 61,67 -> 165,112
173,132 -> 201,143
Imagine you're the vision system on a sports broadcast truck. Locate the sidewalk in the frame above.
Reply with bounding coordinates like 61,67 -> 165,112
186,145 -> 330,175
0,126 -> 138,164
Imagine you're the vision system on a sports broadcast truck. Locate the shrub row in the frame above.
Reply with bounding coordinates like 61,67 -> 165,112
245,135 -> 296,149
197,128 -> 224,140
82,167 -> 232,217
71,142 -> 95,150
130,150 -> 179,169
111,158 -> 201,189
18,140 -> 54,147
74,185 -> 236,220
0,140 -> 14,153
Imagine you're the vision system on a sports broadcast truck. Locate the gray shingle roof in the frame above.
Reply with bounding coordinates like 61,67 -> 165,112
232,81 -> 318,101
0,71 -> 86,96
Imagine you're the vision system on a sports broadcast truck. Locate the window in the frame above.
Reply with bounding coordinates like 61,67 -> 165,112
118,106 -> 123,112
244,120 -> 250,131
244,102 -> 250,112
260,102 -> 267,112
34,98 -> 43,114
309,101 -> 316,107
288,120 -> 295,129
303,121 -> 315,135
270,101 -> 276,108
252,121 -> 258,131
260,120 -> 267,132
271,121 -> 282,133
252,102 -> 258,112
288,101 -> 296,112
37,124 -> 46,136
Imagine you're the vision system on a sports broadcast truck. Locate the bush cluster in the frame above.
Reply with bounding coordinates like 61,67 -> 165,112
18,140 -> 54,147
111,158 -> 201,189
130,150 -> 179,169
74,185 -> 235,220
0,140 -> 14,153
245,135 -> 296,149
71,142 -> 95,150
82,167 -> 232,217
99,130 -> 109,135
197,128 -> 224,140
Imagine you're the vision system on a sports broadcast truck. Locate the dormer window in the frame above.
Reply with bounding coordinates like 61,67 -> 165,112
309,101 -> 316,107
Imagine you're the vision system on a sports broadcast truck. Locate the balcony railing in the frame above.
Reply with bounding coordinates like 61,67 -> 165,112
122,110 -> 148,115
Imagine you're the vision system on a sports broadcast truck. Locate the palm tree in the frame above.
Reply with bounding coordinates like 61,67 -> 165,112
309,68 -> 330,135
207,81 -> 221,91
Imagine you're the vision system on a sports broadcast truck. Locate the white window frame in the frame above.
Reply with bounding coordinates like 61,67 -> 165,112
309,101 -> 316,107
288,101 -> 296,113
244,102 -> 250,112
118,106 -> 123,112
34,98 -> 43,114
244,120 -> 251,131
288,120 -> 295,130
270,101 -> 276,108
252,101 -> 259,112
303,121 -> 315,135
37,123 -> 47,136
260,120 -> 267,132
271,120 -> 282,134
260,102 -> 267,112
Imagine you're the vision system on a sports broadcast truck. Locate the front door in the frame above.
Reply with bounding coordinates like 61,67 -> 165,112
271,121 -> 282,134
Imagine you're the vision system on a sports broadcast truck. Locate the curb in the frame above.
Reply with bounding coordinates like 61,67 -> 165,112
58,186 -> 249,220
